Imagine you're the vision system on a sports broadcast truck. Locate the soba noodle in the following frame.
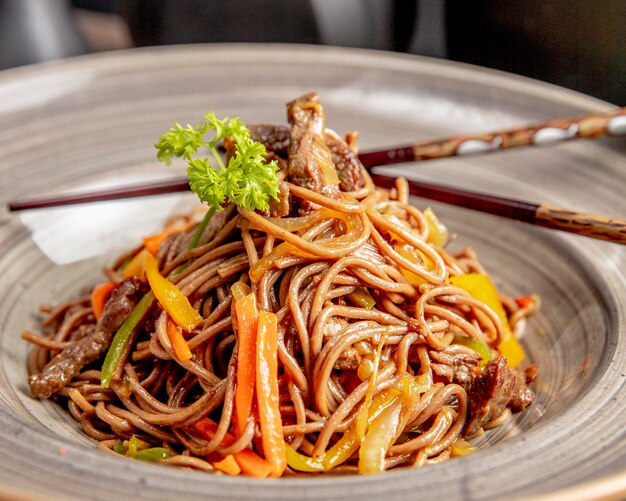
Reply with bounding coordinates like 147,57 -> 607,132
24,99 -> 538,476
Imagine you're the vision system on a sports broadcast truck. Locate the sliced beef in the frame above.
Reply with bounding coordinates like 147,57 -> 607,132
249,124 -> 365,193
264,155 -> 290,218
287,92 -> 340,210
324,129 -> 365,192
465,356 -> 537,436
29,278 -> 147,398
249,124 -> 291,156
268,179 -> 290,217
429,344 -> 482,386
323,317 -> 361,370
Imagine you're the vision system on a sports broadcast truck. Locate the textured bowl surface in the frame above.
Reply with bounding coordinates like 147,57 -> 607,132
0,45 -> 624,501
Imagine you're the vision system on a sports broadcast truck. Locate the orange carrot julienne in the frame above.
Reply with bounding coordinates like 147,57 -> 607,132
90,281 -> 116,321
193,418 -> 274,478
234,293 -> 258,437
121,248 -> 150,280
212,455 -> 241,476
166,317 -> 192,362
143,221 -> 194,255
515,295 -> 535,309
256,310 -> 286,477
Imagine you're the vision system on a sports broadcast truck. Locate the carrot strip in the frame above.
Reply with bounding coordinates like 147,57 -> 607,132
256,311 -> 287,477
90,281 -> 116,321
515,295 -> 535,309
166,317 -> 192,362
121,248 -> 150,280
233,292 -> 258,436
193,418 -> 274,478
212,455 -> 241,476
143,221 -> 194,255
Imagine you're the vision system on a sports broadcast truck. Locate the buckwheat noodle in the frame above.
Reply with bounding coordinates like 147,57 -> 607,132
25,148 -> 538,476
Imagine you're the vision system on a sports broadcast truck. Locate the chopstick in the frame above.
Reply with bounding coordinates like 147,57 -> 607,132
9,172 -> 625,244
369,173 -> 626,244
358,107 -> 625,168
8,107 -> 625,211
7,178 -> 190,211
6,107 -> 626,244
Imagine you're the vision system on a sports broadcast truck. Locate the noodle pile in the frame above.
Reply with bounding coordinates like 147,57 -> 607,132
24,99 -> 538,476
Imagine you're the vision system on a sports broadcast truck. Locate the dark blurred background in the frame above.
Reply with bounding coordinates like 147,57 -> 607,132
0,0 -> 623,105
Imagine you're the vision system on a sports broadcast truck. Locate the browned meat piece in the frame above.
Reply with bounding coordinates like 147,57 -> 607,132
29,278 -> 147,398
324,129 -> 365,192
465,357 -> 537,436
249,124 -> 291,156
264,155 -> 290,217
429,345 -> 482,386
287,92 -> 340,208
323,317 -> 361,370
268,179 -> 290,218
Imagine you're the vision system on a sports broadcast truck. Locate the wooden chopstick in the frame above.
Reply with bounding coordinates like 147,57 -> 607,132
369,173 -> 626,244
8,172 -> 625,244
7,178 -> 191,211
6,107 -> 626,244
8,107 -> 624,211
358,107 -> 625,168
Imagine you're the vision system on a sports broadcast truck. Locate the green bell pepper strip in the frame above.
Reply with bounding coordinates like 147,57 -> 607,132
101,292 -> 154,388
348,287 -> 376,309
452,334 -> 493,367
188,206 -> 216,249
100,208 -> 214,388
113,441 -> 127,455
135,447 -> 171,462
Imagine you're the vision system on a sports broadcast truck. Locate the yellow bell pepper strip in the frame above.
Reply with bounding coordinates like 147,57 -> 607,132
453,334 -> 493,367
143,220 -> 195,255
394,243 -> 433,286
285,445 -> 325,472
193,417 -> 274,478
256,310 -> 287,477
450,439 -> 477,457
496,335 -> 526,369
449,273 -> 526,368
212,455 -> 242,476
423,207 -> 448,247
121,248 -> 150,280
90,281 -> 116,321
348,287 -> 376,309
233,291 -> 259,437
126,435 -> 150,457
144,252 -> 202,333
359,396 -> 403,474
101,291 -> 154,388
101,210 -> 213,388
166,317 -> 192,362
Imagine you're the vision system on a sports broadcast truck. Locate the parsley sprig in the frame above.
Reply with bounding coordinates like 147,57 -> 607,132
156,113 -> 280,213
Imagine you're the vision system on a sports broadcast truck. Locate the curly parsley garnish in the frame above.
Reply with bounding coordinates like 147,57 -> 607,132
156,113 -> 280,213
